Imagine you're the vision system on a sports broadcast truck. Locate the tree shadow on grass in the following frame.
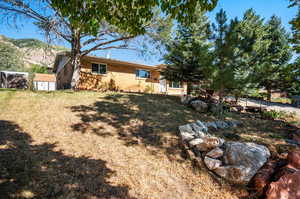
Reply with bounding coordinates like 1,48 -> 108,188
69,93 -> 209,162
0,120 -> 136,199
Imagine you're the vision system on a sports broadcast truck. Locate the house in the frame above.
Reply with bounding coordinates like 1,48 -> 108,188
0,71 -> 28,89
33,73 -> 56,91
53,52 -> 187,95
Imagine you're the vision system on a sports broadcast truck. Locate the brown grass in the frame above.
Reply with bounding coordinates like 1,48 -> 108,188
0,90 -> 297,199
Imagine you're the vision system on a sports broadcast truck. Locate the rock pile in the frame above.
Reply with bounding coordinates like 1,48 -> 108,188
178,120 -> 270,185
252,151 -> 300,199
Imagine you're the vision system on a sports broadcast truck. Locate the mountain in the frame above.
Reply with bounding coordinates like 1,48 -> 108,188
0,34 -> 68,73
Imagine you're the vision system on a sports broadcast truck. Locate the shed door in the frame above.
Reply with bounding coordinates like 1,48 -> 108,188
48,82 -> 56,91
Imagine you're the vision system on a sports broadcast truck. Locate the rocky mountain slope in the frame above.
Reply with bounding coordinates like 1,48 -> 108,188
0,34 -> 68,72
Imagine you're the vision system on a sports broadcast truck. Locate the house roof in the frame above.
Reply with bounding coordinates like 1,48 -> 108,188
53,52 -> 164,72
33,73 -> 56,82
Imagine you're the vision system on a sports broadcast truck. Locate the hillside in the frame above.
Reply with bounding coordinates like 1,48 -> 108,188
0,34 -> 68,72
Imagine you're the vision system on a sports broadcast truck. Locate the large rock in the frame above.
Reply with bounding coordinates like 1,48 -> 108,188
196,120 -> 208,132
181,95 -> 195,105
189,138 -> 204,147
266,171 -> 300,199
178,124 -> 195,141
204,157 -> 222,170
204,122 -> 218,130
206,147 -> 224,159
190,123 -> 207,138
190,100 -> 208,113
194,137 -> 224,152
214,142 -> 270,184
215,121 -> 229,129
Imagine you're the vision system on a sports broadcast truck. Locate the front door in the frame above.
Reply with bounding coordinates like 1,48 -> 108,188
159,76 -> 166,93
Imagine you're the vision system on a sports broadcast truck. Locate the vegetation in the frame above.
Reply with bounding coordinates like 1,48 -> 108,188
0,41 -> 23,71
0,90 -> 298,198
163,8 -> 298,102
0,0 -> 217,89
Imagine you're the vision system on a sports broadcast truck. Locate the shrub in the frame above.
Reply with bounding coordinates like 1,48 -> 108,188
261,110 -> 295,120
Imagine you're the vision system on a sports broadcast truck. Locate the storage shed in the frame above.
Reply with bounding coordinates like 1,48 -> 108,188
0,71 -> 28,89
33,73 -> 56,91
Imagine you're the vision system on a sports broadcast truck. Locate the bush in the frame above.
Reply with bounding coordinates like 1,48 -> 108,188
261,110 -> 295,120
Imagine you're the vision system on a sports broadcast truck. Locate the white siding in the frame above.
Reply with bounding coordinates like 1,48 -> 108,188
34,81 -> 56,91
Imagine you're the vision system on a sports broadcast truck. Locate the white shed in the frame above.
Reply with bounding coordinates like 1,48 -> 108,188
33,73 -> 56,91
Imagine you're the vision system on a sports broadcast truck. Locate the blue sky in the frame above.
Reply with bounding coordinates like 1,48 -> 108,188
0,0 -> 297,66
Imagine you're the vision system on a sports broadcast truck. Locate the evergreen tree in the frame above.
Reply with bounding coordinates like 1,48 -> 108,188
289,0 -> 300,53
162,9 -> 212,94
254,16 -> 292,100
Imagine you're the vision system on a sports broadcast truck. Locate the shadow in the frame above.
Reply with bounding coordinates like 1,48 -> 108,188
0,120 -> 136,199
219,111 -> 300,156
69,93 -> 209,162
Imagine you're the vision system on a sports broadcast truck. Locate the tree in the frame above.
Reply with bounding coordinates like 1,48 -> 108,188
254,16 -> 292,100
228,9 -> 269,102
0,42 -> 24,71
210,9 -> 241,102
289,0 -> 300,53
162,9 -> 213,94
0,0 -> 217,89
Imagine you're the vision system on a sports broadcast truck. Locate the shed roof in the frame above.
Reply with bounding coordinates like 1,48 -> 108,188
33,73 -> 56,82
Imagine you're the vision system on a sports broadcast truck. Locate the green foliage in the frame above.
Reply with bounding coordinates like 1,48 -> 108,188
51,0 -> 217,36
261,110 -> 295,120
0,41 -> 24,71
289,0 -> 300,53
249,16 -> 292,100
162,8 -> 212,94
29,64 -> 49,74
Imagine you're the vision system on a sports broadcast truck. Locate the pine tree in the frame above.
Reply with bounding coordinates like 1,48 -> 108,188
254,16 -> 292,100
162,8 -> 212,94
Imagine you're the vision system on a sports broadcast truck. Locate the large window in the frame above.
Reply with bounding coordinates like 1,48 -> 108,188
92,63 -> 107,74
136,69 -> 150,78
169,81 -> 182,88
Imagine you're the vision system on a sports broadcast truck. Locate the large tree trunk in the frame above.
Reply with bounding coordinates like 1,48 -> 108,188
70,32 -> 81,90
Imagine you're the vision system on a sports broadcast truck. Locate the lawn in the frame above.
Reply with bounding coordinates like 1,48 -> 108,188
0,90 -> 298,198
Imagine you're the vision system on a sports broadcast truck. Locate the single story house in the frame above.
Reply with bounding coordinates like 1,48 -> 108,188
53,52 -> 187,95
0,71 -> 28,89
33,73 -> 56,91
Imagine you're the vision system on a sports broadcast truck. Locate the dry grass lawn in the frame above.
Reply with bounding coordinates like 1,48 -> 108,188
0,89 -> 298,199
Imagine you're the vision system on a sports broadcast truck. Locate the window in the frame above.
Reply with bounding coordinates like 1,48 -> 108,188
136,69 -> 150,78
169,81 -> 182,88
92,63 -> 107,74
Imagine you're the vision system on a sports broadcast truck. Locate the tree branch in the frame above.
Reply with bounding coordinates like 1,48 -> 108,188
82,35 -> 134,56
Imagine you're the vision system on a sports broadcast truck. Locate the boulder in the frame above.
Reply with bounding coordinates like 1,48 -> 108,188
204,122 -> 218,130
189,138 -> 204,147
252,159 -> 279,196
190,100 -> 208,113
190,123 -> 207,138
206,147 -> 224,159
287,151 -> 300,170
178,124 -> 195,141
194,137 -> 224,152
266,171 -> 300,199
215,121 -> 229,129
204,157 -> 222,170
214,142 -> 270,184
181,95 -> 195,105
214,165 -> 251,184
196,120 -> 208,132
